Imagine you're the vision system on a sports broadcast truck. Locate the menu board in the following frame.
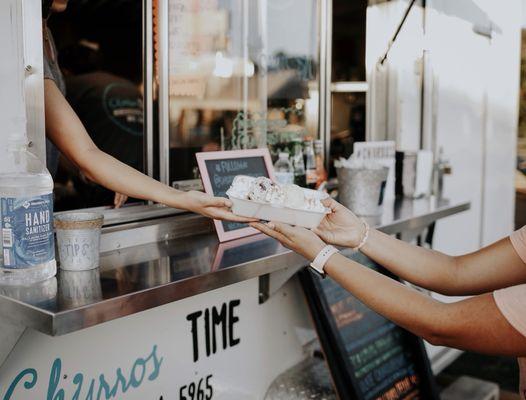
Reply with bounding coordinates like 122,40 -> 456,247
300,252 -> 439,400
196,149 -> 275,242
204,156 -> 267,233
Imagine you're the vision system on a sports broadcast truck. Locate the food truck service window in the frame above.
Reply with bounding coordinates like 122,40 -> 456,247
158,0 -> 322,187
47,2 -> 145,213
44,0 -> 330,218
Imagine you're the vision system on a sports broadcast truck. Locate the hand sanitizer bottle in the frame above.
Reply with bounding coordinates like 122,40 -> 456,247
0,121 -> 56,285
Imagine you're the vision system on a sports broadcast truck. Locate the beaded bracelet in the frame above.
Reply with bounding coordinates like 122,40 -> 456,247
352,220 -> 370,252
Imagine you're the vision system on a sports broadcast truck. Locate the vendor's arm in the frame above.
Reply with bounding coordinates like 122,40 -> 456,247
252,222 -> 526,357
314,199 -> 526,295
44,80 -> 251,222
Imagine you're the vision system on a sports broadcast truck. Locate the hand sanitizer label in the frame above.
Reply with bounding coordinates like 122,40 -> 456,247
1,194 -> 55,268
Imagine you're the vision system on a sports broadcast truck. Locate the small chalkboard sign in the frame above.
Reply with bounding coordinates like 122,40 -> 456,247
300,252 -> 440,400
196,149 -> 275,242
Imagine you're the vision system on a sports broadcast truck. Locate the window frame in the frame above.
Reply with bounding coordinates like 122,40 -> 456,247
29,0 -> 335,226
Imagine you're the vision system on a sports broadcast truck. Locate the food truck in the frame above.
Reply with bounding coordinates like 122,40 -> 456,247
0,0 -> 521,398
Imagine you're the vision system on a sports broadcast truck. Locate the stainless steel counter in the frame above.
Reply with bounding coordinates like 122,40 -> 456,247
0,198 -> 469,336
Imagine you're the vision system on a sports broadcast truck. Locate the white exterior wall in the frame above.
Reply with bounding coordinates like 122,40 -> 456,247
368,0 -> 521,252
425,0 -> 488,255
367,0 -> 522,370
0,278 -> 312,400
0,0 -> 45,163
427,0 -> 521,252
478,1 -> 521,245
0,0 -> 26,143
23,0 -> 46,162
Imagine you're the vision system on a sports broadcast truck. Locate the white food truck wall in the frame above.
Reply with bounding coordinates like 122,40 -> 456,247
0,0 -> 45,163
423,2 -> 521,369
426,0 -> 521,254
368,0 -> 521,254
0,0 -> 25,148
366,0 -> 522,371
0,278 -> 312,400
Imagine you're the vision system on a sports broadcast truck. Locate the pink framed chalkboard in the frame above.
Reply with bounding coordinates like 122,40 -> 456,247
196,149 -> 275,242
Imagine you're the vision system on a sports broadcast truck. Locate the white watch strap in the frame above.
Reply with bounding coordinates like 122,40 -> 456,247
310,245 -> 339,275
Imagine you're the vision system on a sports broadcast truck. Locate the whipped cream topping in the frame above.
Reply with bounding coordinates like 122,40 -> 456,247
227,176 -> 328,213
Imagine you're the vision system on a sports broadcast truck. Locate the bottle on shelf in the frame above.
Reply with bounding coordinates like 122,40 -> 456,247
304,140 -> 317,189
314,139 -> 328,189
292,140 -> 306,187
274,152 -> 294,185
0,119 -> 56,285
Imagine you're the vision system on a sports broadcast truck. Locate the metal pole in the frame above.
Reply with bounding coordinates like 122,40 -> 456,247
379,0 -> 418,65
143,0 -> 154,180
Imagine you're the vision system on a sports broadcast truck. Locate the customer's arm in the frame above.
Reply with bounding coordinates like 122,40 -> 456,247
314,199 -> 526,296
252,221 -> 526,357
44,80 -> 252,222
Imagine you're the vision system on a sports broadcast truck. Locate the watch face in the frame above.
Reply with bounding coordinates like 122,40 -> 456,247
309,264 -> 325,276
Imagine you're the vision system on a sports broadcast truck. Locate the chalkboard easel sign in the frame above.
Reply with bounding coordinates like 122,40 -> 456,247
300,252 -> 440,400
196,149 -> 275,242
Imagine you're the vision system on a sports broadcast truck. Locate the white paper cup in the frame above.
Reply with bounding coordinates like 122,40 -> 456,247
54,212 -> 104,271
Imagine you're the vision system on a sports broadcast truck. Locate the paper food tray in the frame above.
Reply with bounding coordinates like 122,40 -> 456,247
228,195 -> 330,229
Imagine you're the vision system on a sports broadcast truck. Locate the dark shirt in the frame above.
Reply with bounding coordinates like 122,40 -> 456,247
65,72 -> 144,207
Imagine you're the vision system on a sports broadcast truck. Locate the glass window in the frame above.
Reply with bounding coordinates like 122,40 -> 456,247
330,92 -> 366,176
165,0 -> 321,185
328,0 -> 367,178
48,2 -> 144,211
332,0 -> 367,82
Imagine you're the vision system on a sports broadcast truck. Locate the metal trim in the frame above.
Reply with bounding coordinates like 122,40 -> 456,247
143,0 -> 154,179
99,213 -> 213,252
320,0 -> 333,172
23,0 -> 46,162
331,81 -> 368,93
0,200 -> 469,336
371,201 -> 470,236
50,250 -> 305,336
55,203 -> 185,227
158,0 -> 170,185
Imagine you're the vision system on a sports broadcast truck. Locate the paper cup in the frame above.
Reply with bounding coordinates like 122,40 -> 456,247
54,212 -> 104,271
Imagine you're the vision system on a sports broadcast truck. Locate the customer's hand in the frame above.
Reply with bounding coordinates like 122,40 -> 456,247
313,198 -> 365,248
184,191 -> 257,222
251,221 -> 326,261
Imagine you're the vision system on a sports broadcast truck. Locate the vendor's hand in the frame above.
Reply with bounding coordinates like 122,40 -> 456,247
114,192 -> 128,208
250,221 -> 326,261
184,191 -> 257,222
313,198 -> 365,248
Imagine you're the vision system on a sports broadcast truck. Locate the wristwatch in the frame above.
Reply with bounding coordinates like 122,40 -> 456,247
310,245 -> 339,276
